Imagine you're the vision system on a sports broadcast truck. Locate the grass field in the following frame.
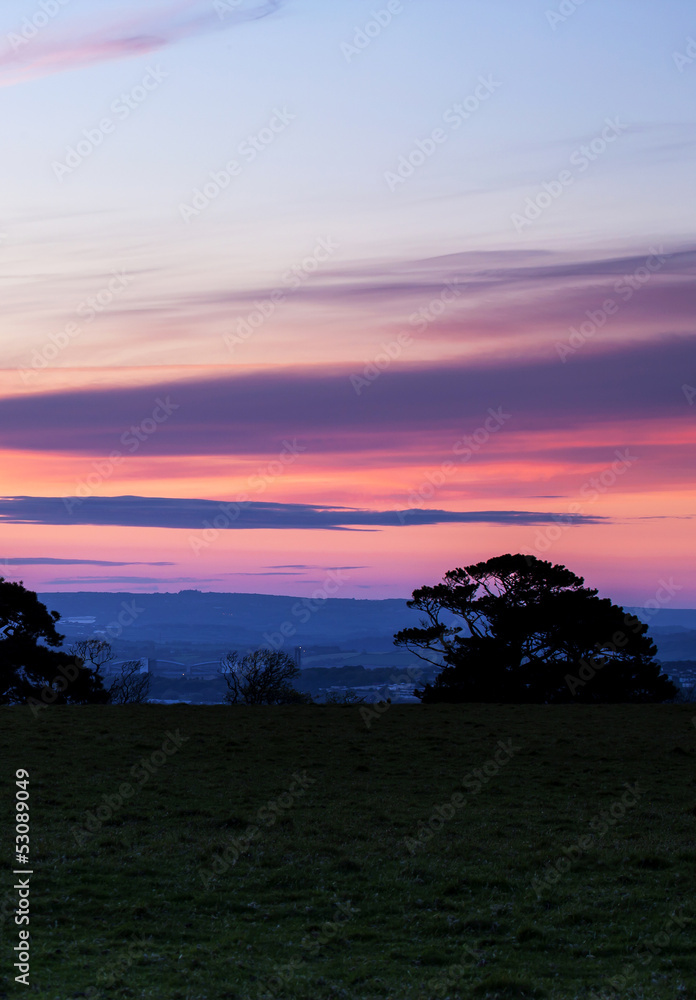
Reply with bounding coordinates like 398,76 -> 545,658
0,704 -> 694,999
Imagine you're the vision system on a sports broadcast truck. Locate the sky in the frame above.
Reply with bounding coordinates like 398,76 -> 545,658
0,0 -> 694,604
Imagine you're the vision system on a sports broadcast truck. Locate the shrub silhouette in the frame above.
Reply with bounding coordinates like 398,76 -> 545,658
220,648 -> 308,704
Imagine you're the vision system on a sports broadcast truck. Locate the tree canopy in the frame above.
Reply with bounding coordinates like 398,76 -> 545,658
108,660 -> 151,705
220,649 -> 311,704
69,640 -> 151,704
0,578 -> 109,705
394,554 -> 676,703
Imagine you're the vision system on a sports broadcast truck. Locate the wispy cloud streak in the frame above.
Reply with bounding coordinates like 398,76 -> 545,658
0,337 -> 692,456
0,0 -> 286,88
0,557 -> 175,566
0,496 -> 604,531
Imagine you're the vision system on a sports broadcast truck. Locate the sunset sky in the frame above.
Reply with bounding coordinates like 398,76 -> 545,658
1,0 -> 694,603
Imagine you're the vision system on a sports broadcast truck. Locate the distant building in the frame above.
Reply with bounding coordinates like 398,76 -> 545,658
294,646 -> 304,669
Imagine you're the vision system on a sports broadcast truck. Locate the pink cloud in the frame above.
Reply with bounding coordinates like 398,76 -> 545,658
0,0 -> 285,87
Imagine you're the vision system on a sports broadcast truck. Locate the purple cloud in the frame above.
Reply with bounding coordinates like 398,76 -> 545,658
106,245 -> 696,327
0,496 -> 603,531
2,336 -> 693,458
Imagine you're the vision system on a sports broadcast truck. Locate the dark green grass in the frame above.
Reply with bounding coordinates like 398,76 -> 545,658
0,705 -> 695,999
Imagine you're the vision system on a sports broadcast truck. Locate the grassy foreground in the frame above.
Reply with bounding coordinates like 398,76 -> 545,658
0,704 -> 695,999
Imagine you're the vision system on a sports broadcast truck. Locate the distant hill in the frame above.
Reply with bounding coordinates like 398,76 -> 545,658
626,607 -> 696,630
38,591 -> 696,664
38,590 -> 423,650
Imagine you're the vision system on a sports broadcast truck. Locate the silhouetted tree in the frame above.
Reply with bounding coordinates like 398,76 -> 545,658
70,639 -> 115,680
71,640 -> 151,704
394,554 -> 676,704
220,649 -> 304,704
109,660 -> 151,704
0,578 -> 108,705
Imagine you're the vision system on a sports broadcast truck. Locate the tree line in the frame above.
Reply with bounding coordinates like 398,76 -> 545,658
0,578 -> 149,707
0,555 -> 680,707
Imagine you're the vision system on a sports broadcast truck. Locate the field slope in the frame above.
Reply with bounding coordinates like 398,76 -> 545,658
0,705 -> 694,999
